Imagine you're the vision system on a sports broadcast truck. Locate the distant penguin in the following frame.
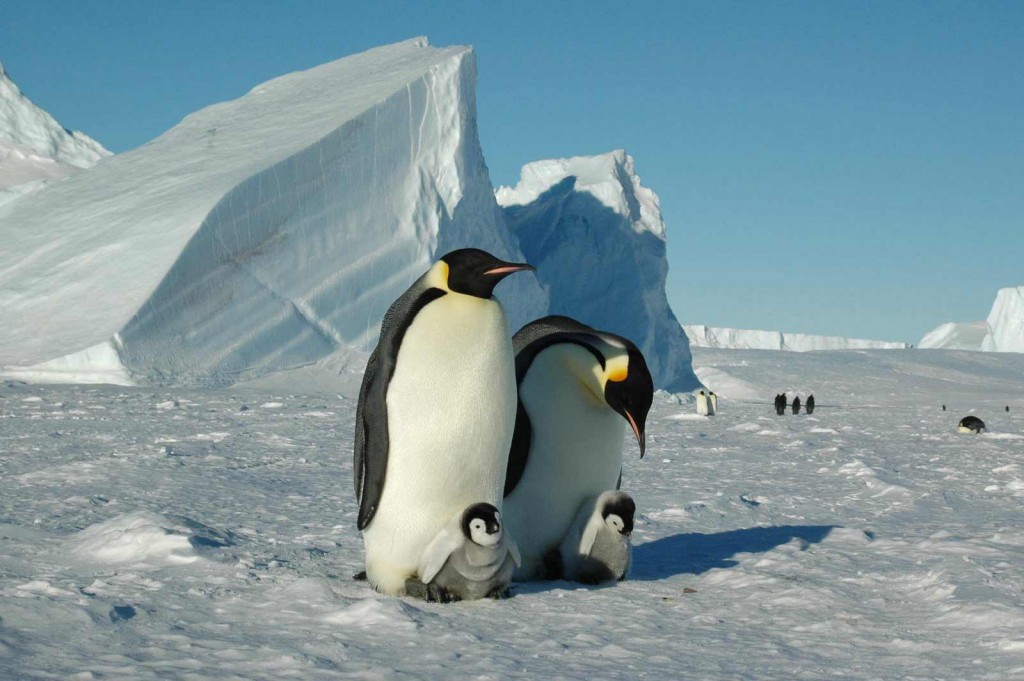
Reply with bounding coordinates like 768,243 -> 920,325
353,248 -> 534,595
776,393 -> 786,416
696,390 -> 709,415
708,391 -> 718,415
806,394 -> 815,415
404,502 -> 521,602
557,491 -> 635,584
1007,406 -> 1011,412
792,396 -> 801,415
942,405 -> 947,411
958,415 -> 986,434
502,316 -> 653,581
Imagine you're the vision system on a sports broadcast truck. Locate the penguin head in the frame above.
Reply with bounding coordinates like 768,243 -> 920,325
599,491 -> 636,536
434,249 -> 534,299
461,502 -> 503,547
601,343 -> 654,459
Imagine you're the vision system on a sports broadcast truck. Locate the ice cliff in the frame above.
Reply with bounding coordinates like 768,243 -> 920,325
0,63 -> 110,205
920,287 -> 1024,353
684,325 -> 910,351
0,38 -> 546,385
496,150 -> 701,392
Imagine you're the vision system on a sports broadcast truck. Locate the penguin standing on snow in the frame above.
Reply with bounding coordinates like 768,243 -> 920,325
806,394 -> 815,415
353,249 -> 534,596
708,391 -> 718,415
696,390 -> 710,416
958,415 -> 986,434
404,502 -> 521,602
775,394 -> 786,416
792,396 -> 802,415
502,316 -> 653,581
558,491 -> 635,584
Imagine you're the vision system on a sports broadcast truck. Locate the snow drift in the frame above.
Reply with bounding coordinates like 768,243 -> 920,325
684,325 -> 910,352
919,286 -> 1024,353
496,150 -> 700,392
0,63 -> 110,205
0,38 -> 545,386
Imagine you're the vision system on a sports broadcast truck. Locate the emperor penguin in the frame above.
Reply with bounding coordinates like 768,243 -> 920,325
696,390 -> 709,416
958,415 -> 986,434
792,396 -> 802,415
805,394 -> 815,415
353,248 -> 534,595
558,491 -> 635,584
404,502 -> 521,602
502,316 -> 653,581
708,391 -> 718,415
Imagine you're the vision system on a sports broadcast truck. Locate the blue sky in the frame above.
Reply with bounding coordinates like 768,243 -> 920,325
2,1 -> 1021,343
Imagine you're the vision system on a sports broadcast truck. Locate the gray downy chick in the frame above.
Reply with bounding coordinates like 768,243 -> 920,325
558,490 -> 635,584
405,502 -> 520,602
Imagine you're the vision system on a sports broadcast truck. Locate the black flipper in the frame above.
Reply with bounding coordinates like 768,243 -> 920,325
354,278 -> 446,531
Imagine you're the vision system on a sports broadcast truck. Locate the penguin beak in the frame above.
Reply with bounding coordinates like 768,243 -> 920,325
483,262 -> 535,277
624,409 -> 646,459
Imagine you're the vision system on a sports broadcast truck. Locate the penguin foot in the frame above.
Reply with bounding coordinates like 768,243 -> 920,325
404,578 -> 461,603
352,570 -> 367,581
486,587 -> 511,600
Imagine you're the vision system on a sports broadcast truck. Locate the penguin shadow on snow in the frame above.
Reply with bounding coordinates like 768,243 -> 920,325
630,525 -> 836,580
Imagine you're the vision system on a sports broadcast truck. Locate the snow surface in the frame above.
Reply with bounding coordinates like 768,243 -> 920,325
685,325 -> 910,351
3,348 -> 1024,679
497,150 -> 699,392
0,63 -> 110,206
0,38 -> 545,385
919,286 -> 1024,353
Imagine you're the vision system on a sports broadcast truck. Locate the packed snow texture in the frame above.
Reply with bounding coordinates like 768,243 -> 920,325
919,286 -> 1024,353
497,150 -> 700,392
684,324 -> 910,351
3,347 -> 1024,679
0,63 -> 110,205
0,38 -> 545,385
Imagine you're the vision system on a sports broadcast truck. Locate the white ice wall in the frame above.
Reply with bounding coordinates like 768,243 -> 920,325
0,38 -> 545,385
918,286 -> 1024,353
497,150 -> 700,392
685,325 -> 910,351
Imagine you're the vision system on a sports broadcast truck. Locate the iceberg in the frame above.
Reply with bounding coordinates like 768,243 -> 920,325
0,38 -> 545,386
684,325 -> 910,352
918,287 -> 1024,353
496,150 -> 700,392
0,63 -> 110,206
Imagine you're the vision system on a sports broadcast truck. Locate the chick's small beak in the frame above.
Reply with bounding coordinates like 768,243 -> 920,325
624,409 -> 645,459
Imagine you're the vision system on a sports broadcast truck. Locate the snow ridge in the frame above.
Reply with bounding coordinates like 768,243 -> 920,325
685,325 -> 910,351
0,39 -> 546,386
497,150 -> 700,392
0,63 -> 110,205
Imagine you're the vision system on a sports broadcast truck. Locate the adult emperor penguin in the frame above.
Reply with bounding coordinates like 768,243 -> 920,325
708,391 -> 718,415
696,390 -> 710,416
558,491 -> 635,584
958,415 -> 986,434
404,502 -> 521,602
354,248 -> 534,596
502,316 -> 653,581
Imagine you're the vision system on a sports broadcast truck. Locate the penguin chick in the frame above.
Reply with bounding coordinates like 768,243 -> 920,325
405,502 -> 521,603
558,491 -> 635,584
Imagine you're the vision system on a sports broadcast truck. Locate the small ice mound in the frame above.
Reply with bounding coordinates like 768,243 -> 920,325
728,422 -> 762,433
984,432 -> 1024,440
667,413 -> 707,421
821,527 -> 875,546
260,402 -> 285,409
323,598 -> 421,631
68,512 -> 229,568
809,427 -> 839,434
837,460 -> 910,497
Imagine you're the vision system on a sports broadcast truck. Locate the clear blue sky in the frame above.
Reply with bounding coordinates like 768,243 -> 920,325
2,1 -> 1021,343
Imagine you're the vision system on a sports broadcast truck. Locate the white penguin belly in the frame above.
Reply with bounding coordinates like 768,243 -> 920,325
362,295 -> 516,594
503,348 -> 627,579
